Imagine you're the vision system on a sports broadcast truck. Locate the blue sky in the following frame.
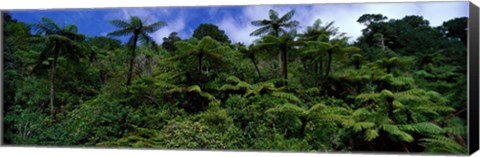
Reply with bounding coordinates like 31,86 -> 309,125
9,1 -> 469,44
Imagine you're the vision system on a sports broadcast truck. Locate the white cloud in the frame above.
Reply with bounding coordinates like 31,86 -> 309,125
151,17 -> 186,43
218,15 -> 256,44
103,1 -> 468,45
217,1 -> 468,45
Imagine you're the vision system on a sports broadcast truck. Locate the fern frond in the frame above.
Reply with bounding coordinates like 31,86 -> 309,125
397,124 -> 417,132
352,108 -> 371,117
166,87 -> 184,94
420,136 -> 465,154
352,121 -> 375,132
218,84 -> 239,91
271,92 -> 301,103
413,122 -> 445,134
443,126 -> 466,136
398,122 -> 444,134
364,129 -> 380,141
311,114 -> 350,125
154,81 -> 178,89
394,89 -> 428,102
411,105 -> 455,114
307,103 -> 328,113
187,85 -> 202,93
388,76 -> 414,86
266,103 -> 305,117
392,100 -> 405,108
356,93 -> 381,103
415,70 -> 435,78
426,91 -> 449,104
225,75 -> 241,83
304,87 -> 320,93
243,90 -> 256,97
237,81 -> 252,89
340,118 -> 355,127
381,124 -> 414,142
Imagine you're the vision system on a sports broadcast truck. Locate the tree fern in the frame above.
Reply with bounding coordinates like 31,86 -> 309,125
266,103 -> 305,117
219,75 -> 285,98
271,92 -> 301,103
397,122 -> 444,134
352,121 -> 375,132
364,129 -> 380,141
420,135 -> 466,154
380,124 -> 414,142
388,76 -> 414,87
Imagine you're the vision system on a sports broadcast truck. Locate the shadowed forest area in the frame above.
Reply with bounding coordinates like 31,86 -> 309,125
2,9 -> 469,154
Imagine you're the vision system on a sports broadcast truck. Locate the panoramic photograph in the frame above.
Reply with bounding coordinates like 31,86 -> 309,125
2,1 -> 470,154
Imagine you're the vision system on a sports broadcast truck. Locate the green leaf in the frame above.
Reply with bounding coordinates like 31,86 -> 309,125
352,122 -> 375,132
364,129 -> 379,141
271,92 -> 301,103
42,60 -> 50,65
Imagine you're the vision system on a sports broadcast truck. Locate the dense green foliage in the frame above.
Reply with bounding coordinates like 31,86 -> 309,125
193,23 -> 231,44
2,10 -> 468,154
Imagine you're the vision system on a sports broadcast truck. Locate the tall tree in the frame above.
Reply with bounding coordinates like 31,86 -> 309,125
162,32 -> 182,53
173,36 -> 229,74
237,44 -> 264,80
299,19 -> 346,42
3,13 -> 31,113
305,38 -> 361,81
357,14 -> 388,26
256,30 -> 297,85
438,17 -> 467,45
107,16 -> 167,86
30,17 -> 87,115
250,9 -> 299,79
192,23 -> 230,44
86,36 -> 122,83
299,19 -> 347,83
300,20 -> 360,82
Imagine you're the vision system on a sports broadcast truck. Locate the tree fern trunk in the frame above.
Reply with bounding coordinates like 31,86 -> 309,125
319,56 -> 323,77
198,54 -> 203,73
302,59 -> 306,72
401,142 -> 410,152
99,69 -> 107,84
186,72 -> 192,86
278,50 -> 282,77
271,62 -> 276,77
299,116 -> 308,138
349,138 -> 355,150
274,29 -> 282,78
381,36 -> 386,52
126,31 -> 139,86
281,46 -> 288,85
49,51 -> 58,116
251,55 -> 263,80
324,50 -> 333,80
387,98 -> 396,123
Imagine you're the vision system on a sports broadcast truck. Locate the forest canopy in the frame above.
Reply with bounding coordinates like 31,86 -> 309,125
2,9 -> 468,154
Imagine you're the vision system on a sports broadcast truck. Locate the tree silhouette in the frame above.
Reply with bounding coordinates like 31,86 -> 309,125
193,23 -> 230,44
107,16 -> 167,86
30,17 -> 87,115
173,36 -> 230,74
256,30 -> 297,85
236,44 -> 264,80
250,9 -> 299,79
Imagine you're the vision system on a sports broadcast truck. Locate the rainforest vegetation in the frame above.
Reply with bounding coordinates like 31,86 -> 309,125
2,10 -> 468,154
